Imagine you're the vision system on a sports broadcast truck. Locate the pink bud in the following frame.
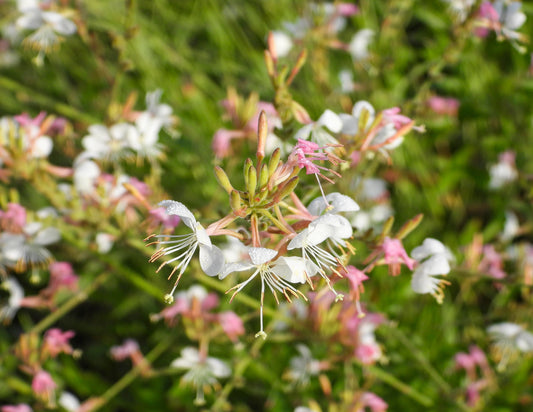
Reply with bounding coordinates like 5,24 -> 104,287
43,328 -> 75,357
382,237 -> 416,276
1,405 -> 33,412
32,370 -> 57,400
219,311 -> 245,341
110,339 -> 140,361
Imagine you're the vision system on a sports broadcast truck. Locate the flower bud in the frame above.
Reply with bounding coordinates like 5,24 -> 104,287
214,166 -> 234,194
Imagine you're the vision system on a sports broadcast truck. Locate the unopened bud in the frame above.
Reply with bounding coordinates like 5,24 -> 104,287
257,111 -> 268,162
230,190 -> 242,212
273,176 -> 299,203
214,166 -> 234,194
259,163 -> 269,188
292,101 -> 312,124
396,214 -> 423,240
264,50 -> 275,77
287,49 -> 307,86
381,216 -> 394,239
268,148 -> 281,176
247,165 -> 257,198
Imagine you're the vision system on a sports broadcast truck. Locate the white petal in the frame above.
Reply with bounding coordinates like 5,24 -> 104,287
516,331 -> 533,352
33,227 -> 61,245
248,247 -> 277,265
59,392 -> 81,412
317,109 -> 342,133
339,113 -> 358,134
171,347 -> 199,369
31,135 -> 53,158
16,10 -> 44,30
294,124 -> 313,141
42,12 -> 77,35
270,30 -> 293,58
199,244 -> 225,277
218,261 -> 254,280
206,357 -> 231,378
158,200 -> 196,229
287,230 -> 308,250
271,256 -> 313,284
418,254 -> 451,275
307,192 -> 359,216
411,238 -> 447,260
411,270 -> 440,294
487,322 -> 523,338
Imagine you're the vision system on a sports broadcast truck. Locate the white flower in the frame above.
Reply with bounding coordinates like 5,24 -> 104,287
0,277 -> 24,322
500,211 -> 519,242
95,233 -> 114,254
171,347 -> 230,405
220,247 -> 313,338
288,213 -> 353,299
488,322 -> 533,369
1,222 -> 60,271
82,123 -> 137,161
58,391 -> 80,412
16,1 -> 76,54
410,238 -> 454,303
348,29 -> 374,61
340,100 -> 375,135
493,1 -> 526,40
130,90 -> 173,158
338,69 -> 355,93
294,110 -> 342,147
286,344 -> 321,386
489,159 -> 517,189
148,201 -> 224,302
270,30 -> 293,58
73,157 -> 100,195
443,0 -> 475,22
307,192 -> 360,216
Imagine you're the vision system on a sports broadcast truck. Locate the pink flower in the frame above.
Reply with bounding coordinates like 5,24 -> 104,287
1,405 -> 33,412
32,370 -> 57,404
218,311 -> 245,341
357,391 -> 388,412
382,107 -> 413,130
149,207 -> 181,230
110,339 -> 140,361
48,262 -> 79,292
427,96 -> 460,116
382,237 -> 416,276
455,352 -> 475,374
291,139 -> 336,175
0,203 -> 27,232
475,2 -> 500,38
355,343 -> 381,365
337,3 -> 359,16
212,129 -> 243,158
43,328 -> 75,357
466,382 -> 481,407
478,245 -> 506,279
469,345 -> 488,367
344,266 -> 368,313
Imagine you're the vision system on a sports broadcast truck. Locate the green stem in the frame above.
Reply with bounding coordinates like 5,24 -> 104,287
29,272 -> 109,335
364,364 -> 433,407
0,76 -> 99,124
93,338 -> 172,411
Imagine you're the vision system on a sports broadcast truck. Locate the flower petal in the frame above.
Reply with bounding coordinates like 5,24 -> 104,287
158,200 -> 196,229
199,244 -> 225,277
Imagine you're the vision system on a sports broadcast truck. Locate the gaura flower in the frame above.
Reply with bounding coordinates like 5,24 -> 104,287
487,322 -> 533,370
410,237 -> 454,303
170,347 -> 231,405
146,200 -> 224,303
220,247 -> 314,338
294,109 -> 343,147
